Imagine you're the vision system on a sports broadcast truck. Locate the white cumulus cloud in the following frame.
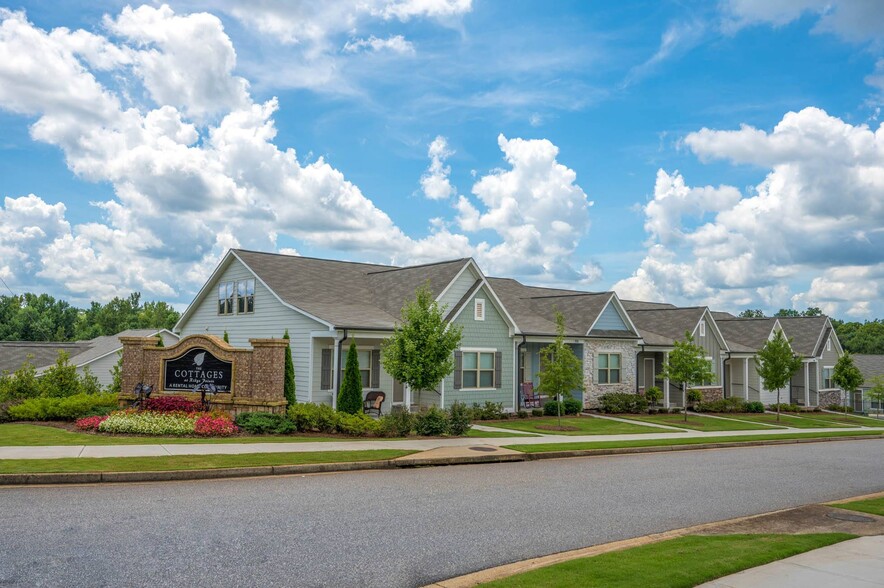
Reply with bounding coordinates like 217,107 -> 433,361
420,135 -> 456,200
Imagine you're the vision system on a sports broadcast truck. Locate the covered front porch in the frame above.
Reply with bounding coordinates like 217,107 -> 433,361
517,339 -> 584,409
637,349 -> 682,407
790,359 -> 820,407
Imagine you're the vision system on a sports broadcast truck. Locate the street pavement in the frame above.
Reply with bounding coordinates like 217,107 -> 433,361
0,439 -> 882,587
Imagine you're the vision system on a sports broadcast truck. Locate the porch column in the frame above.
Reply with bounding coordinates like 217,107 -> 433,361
663,351 -> 670,408
440,379 -> 445,410
728,358 -> 733,398
405,384 -> 412,411
804,362 -> 810,407
331,340 -> 340,410
743,357 -> 749,400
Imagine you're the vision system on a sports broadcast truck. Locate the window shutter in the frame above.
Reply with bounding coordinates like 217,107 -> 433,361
371,349 -> 380,388
320,348 -> 332,390
453,350 -> 462,389
494,351 -> 502,388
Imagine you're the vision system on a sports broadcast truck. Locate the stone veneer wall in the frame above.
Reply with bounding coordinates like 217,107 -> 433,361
818,389 -> 844,408
119,334 -> 288,415
583,339 -> 638,409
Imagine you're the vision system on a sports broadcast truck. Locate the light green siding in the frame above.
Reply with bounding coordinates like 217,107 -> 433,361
694,315 -> 724,382
442,286 -> 515,410
594,301 -> 629,331
177,257 -> 326,402
437,263 -> 479,313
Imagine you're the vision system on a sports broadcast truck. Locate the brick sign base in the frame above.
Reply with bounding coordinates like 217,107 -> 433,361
119,334 -> 288,415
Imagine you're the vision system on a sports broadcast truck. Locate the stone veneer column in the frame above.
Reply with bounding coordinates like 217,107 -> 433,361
583,340 -> 638,409
119,336 -> 160,397
246,338 -> 289,401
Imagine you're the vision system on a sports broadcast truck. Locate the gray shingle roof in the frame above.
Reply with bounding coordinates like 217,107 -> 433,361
712,311 -> 737,320
775,316 -> 829,357
622,300 -> 678,311
487,278 -> 637,338
64,329 -> 166,367
627,307 -> 706,347
715,318 -> 778,353
234,250 -> 470,329
853,354 -> 884,385
0,341 -> 88,374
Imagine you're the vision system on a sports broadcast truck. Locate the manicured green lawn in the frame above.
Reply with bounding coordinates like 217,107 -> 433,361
832,496 -> 884,517
480,534 -> 855,588
714,413 -> 848,429
477,416 -> 668,436
0,449 -> 415,474
0,423 -> 361,446
619,413 -> 778,431
805,413 -> 884,427
504,429 -> 884,453
467,428 -> 538,438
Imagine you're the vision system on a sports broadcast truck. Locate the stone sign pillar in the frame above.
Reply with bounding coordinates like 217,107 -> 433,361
119,334 -> 288,415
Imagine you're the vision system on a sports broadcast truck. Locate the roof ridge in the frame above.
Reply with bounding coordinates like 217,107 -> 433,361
234,248 -> 398,269
524,291 -> 609,300
629,306 -> 705,312
364,258 -> 470,275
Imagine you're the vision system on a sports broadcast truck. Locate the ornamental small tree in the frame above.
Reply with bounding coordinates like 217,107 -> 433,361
156,336 -> 164,347
660,332 -> 715,422
867,376 -> 884,418
833,352 -> 864,410
109,352 -> 123,394
283,329 -> 296,406
338,340 -> 363,414
645,386 -> 662,407
756,330 -> 803,422
381,283 -> 463,407
536,311 -> 584,429
223,330 -> 229,343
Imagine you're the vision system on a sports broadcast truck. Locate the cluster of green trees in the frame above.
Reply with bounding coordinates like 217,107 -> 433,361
0,292 -> 179,342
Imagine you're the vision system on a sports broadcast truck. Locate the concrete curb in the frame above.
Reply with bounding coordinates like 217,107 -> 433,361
1,434 -> 880,486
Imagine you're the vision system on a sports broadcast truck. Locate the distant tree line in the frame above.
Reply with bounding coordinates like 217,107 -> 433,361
0,292 -> 179,342
738,306 -> 884,355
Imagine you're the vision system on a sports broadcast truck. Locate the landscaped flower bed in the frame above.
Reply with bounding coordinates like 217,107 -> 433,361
91,409 -> 240,437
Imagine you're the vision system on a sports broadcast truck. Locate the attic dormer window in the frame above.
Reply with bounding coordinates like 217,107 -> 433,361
474,298 -> 485,321
826,339 -> 831,351
699,321 -> 706,337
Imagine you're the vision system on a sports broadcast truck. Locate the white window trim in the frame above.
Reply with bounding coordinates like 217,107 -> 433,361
460,347 -> 496,390
699,321 -> 706,337
596,351 -> 622,385
340,346 -> 380,390
826,338 -> 831,351
217,280 -> 235,316
821,365 -> 835,390
474,298 -> 486,321
236,278 -> 256,315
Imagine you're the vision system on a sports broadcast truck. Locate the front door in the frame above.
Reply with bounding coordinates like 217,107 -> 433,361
393,379 -> 404,405
643,358 -> 655,390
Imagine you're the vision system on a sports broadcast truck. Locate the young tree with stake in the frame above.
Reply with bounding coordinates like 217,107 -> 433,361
536,311 -> 583,429
756,330 -> 803,422
833,352 -> 864,411
660,332 -> 715,422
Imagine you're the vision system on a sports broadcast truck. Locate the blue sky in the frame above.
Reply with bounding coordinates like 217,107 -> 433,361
1,1 -> 883,318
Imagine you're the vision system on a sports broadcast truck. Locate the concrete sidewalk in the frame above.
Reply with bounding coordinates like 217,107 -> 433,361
0,425 -> 880,460
699,536 -> 884,587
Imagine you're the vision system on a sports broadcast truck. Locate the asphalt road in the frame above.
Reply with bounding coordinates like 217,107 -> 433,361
1,440 -> 882,588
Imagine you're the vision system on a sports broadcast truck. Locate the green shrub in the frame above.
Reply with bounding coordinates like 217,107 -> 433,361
337,341 -> 363,415
598,392 -> 648,414
768,403 -> 799,413
517,410 -> 529,419
378,410 -> 414,437
447,401 -> 472,436
415,406 -> 449,436
470,401 -> 505,421
336,412 -> 380,436
543,397 -> 582,416
99,410 -> 196,435
645,386 -> 662,405
746,401 -> 765,413
696,397 -> 747,413
79,367 -> 103,395
826,404 -> 853,413
282,330 -> 296,406
0,359 -> 41,402
39,351 -> 81,398
235,412 -> 296,434
686,389 -> 703,406
8,393 -> 119,421
531,408 -> 543,417
287,402 -> 340,433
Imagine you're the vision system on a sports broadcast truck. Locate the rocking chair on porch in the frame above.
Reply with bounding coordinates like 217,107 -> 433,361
521,383 -> 540,409
363,391 -> 385,417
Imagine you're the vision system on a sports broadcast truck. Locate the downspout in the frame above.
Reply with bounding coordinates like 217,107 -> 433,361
636,345 -> 644,393
335,328 -> 348,399
516,335 -> 527,409
725,352 -> 732,398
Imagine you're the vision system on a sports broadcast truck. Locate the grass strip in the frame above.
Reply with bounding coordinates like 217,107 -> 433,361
0,449 -> 415,474
504,429 -> 884,453
802,413 -> 884,427
480,533 -> 856,588
712,413 -> 847,429
832,496 -> 884,517
467,429 -> 538,438
617,413 -> 776,431
478,416 -> 662,436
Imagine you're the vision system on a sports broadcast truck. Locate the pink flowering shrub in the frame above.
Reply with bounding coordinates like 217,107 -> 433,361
75,415 -> 108,431
141,395 -> 200,413
194,414 -> 239,437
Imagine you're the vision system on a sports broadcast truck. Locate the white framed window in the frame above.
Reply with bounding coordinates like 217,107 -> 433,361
237,279 -> 256,314
341,349 -> 372,388
474,298 -> 485,321
218,281 -> 235,315
699,321 -> 706,337
826,338 -> 831,351
597,353 -> 621,384
462,350 -> 495,389
822,366 -> 834,389
703,357 -> 715,385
